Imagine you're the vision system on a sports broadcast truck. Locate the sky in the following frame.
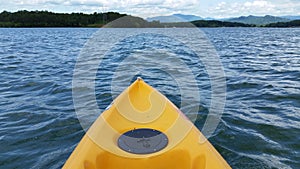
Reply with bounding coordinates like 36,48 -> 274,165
1,0 -> 300,18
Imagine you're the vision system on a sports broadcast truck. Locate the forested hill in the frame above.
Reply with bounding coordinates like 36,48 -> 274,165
0,10 -> 126,27
264,20 -> 300,27
191,20 -> 255,27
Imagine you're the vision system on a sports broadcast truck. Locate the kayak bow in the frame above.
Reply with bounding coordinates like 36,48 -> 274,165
63,78 -> 231,169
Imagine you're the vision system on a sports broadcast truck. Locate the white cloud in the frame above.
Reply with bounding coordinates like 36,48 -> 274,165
104,0 -> 201,17
205,0 -> 300,18
244,0 -> 269,8
1,0 -> 201,17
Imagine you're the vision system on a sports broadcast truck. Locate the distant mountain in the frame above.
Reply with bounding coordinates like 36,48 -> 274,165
203,17 -> 215,20
226,15 -> 290,25
104,15 -> 163,28
147,14 -> 203,23
280,15 -> 300,20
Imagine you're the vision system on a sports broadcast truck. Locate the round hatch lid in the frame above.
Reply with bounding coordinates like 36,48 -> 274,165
118,128 -> 168,154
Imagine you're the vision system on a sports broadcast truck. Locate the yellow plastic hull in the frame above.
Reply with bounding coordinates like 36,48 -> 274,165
63,78 -> 231,169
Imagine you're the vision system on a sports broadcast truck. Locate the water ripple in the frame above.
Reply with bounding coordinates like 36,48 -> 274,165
0,28 -> 299,169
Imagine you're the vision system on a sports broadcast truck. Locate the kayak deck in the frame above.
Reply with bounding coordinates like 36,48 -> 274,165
63,78 -> 231,169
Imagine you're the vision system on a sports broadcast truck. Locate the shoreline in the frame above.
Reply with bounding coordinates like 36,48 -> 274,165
0,26 -> 299,28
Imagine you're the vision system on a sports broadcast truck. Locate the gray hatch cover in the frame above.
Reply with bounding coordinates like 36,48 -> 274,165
118,128 -> 168,154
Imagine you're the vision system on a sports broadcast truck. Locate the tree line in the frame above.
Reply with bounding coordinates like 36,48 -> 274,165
264,20 -> 300,27
0,10 -> 126,27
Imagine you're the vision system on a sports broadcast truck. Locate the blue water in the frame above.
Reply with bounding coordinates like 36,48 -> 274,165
0,28 -> 299,169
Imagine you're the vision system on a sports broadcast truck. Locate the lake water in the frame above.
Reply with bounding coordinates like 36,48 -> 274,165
0,28 -> 299,169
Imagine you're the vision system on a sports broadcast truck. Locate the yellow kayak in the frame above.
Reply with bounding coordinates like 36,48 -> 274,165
63,78 -> 231,169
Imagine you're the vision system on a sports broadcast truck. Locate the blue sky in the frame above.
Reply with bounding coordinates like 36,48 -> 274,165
1,0 -> 300,18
